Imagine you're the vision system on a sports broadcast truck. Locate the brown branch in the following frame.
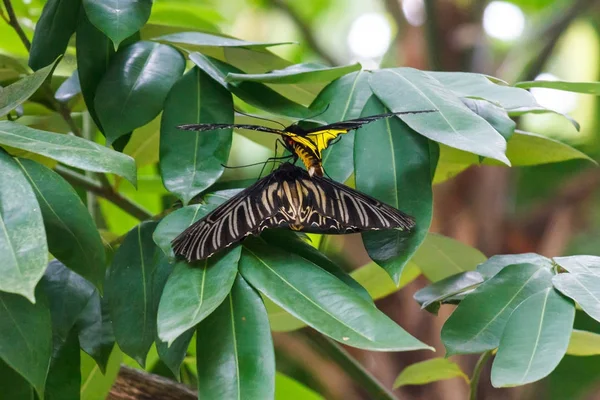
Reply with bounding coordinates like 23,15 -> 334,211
2,0 -> 30,51
55,166 -> 153,221
108,366 -> 196,400
267,0 -> 338,66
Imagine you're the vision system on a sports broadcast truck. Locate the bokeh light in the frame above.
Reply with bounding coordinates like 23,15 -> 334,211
530,73 -> 578,114
402,0 -> 425,27
347,13 -> 392,59
483,1 -> 525,41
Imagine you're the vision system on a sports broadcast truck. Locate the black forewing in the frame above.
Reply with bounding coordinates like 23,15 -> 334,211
177,123 -> 285,135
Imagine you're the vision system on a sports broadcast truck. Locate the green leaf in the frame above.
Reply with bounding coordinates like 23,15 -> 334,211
356,95 -> 437,284
476,253 -> 553,279
393,358 -> 469,388
0,359 -> 33,400
29,0 -> 81,70
123,114 -> 161,169
226,62 -> 361,84
196,275 -> 275,400
80,347 -> 122,400
0,121 -> 137,185
275,373 -> 323,400
554,256 -> 600,275
189,53 -> 311,119
493,130 -> 594,166
55,71 -> 82,103
153,204 -> 207,258
82,0 -> 152,47
0,60 -> 58,118
426,71 -> 538,109
260,230 -> 371,303
155,31 -> 292,52
507,107 -> 581,131
156,328 -> 194,378
442,264 -> 553,355
491,288 -> 575,387
75,291 -> 115,374
411,233 -> 487,282
160,66 -> 233,205
0,289 -> 52,398
107,221 -> 171,367
240,238 -> 432,351
567,330 -> 600,356
553,273 -> 600,323
350,262 -> 421,300
370,68 -> 510,165
516,80 -> 600,95
414,271 -> 484,310
45,329 -> 81,400
41,260 -> 96,344
17,159 -> 106,291
460,98 -> 516,140
309,70 -> 371,183
95,41 -> 185,145
0,151 -> 47,302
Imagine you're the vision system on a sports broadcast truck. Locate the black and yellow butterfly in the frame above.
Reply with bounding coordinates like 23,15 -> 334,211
178,110 -> 435,177
172,162 -> 415,262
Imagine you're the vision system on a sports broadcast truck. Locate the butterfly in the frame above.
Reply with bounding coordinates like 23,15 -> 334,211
172,162 -> 415,262
178,109 -> 435,177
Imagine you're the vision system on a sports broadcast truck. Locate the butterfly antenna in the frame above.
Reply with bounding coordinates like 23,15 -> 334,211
293,104 -> 331,126
221,155 -> 293,170
234,108 -> 287,129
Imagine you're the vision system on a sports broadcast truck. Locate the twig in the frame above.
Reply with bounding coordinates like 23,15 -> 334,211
109,366 -> 196,400
302,330 -> 398,400
55,165 -> 153,221
423,0 -> 442,70
2,0 -> 30,51
469,351 -> 492,400
267,0 -> 338,66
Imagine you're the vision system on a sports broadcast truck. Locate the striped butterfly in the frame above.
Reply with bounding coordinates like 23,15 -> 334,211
177,110 -> 435,177
172,162 -> 415,262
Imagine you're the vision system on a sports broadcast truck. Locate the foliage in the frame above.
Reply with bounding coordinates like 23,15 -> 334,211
0,0 -> 599,399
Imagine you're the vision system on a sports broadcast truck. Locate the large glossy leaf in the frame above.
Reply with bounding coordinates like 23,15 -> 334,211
370,68 -> 510,164
309,70 -> 371,183
0,151 -> 47,302
516,80 -> 600,94
82,0 -> 152,47
553,273 -> 600,322
17,159 -> 106,290
240,238 -> 431,351
460,98 -> 516,140
442,264 -> 553,355
160,66 -> 233,205
107,221 -> 171,366
80,347 -> 122,400
45,329 -> 80,400
0,289 -> 52,398
554,256 -> 600,275
196,275 -> 275,400
491,288 -> 575,387
155,31 -> 292,52
393,358 -> 469,388
156,328 -> 194,378
75,291 -> 114,373
55,70 -> 82,103
29,0 -> 81,70
41,260 -> 96,346
476,253 -> 553,279
226,62 -> 361,84
567,330 -> 600,356
411,233 -> 486,282
414,271 -> 484,310
356,96 -> 437,284
0,121 -> 137,185
0,60 -> 57,118
427,71 -> 538,109
0,359 -> 33,400
123,114 -> 161,169
350,262 -> 421,300
189,52 -> 311,119
95,41 -> 185,145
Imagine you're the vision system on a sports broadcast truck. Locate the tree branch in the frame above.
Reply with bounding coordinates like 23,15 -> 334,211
108,366 -> 196,400
2,0 -> 30,51
469,351 -> 492,400
267,0 -> 338,66
55,166 -> 153,221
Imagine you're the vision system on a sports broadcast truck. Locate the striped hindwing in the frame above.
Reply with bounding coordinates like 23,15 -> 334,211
172,163 -> 415,262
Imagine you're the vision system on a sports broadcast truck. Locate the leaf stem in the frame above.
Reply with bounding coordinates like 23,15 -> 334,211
55,165 -> 153,221
469,350 -> 492,400
302,330 -> 397,400
2,0 -> 31,51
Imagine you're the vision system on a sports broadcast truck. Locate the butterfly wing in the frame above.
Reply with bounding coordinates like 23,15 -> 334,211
178,123 -> 285,135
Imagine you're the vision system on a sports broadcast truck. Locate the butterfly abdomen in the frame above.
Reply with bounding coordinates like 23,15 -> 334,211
286,139 -> 324,177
